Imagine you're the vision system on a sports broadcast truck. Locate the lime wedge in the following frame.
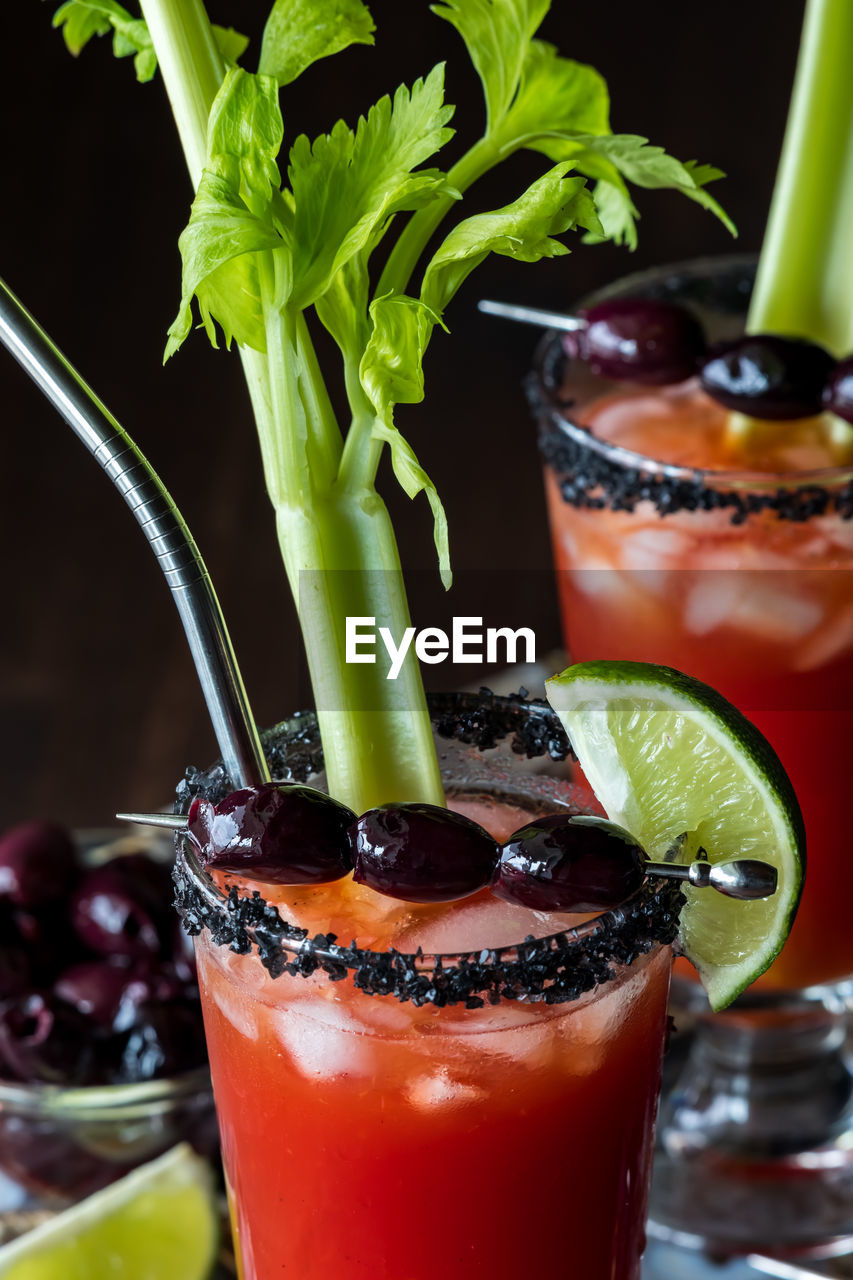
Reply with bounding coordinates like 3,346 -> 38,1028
546,660 -> 805,1010
0,1145 -> 218,1280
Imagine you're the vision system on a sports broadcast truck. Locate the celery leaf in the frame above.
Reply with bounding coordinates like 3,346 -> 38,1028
679,161 -> 736,235
493,41 -> 610,152
287,65 -> 454,309
315,259 -> 371,362
361,295 -> 450,586
374,418 -> 452,588
361,293 -> 436,423
431,0 -> 548,132
583,178 -> 640,249
53,3 -> 111,53
207,69 -> 283,210
534,132 -> 736,239
166,70 -> 289,358
53,3 -> 247,80
166,170 -> 281,358
259,0 -> 375,87
54,0 -> 154,80
422,166 -> 598,315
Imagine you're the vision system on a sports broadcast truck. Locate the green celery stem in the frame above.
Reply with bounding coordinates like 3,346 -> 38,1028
378,138 -> 498,297
748,0 -> 853,354
139,0 -> 445,811
275,495 -> 444,812
138,0 -> 223,188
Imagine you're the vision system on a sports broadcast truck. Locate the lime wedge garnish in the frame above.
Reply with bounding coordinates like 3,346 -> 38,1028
0,1144 -> 218,1280
546,660 -> 805,1011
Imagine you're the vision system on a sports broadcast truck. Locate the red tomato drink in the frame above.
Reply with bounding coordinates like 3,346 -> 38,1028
176,695 -> 678,1279
536,275 -> 853,991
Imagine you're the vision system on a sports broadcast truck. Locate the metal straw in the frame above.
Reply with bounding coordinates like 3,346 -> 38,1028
0,276 -> 269,790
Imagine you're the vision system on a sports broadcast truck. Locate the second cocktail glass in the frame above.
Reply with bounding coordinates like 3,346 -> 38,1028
530,255 -> 853,1254
174,691 -> 680,1280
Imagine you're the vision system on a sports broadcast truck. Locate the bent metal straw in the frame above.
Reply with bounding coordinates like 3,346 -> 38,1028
0,275 -> 268,791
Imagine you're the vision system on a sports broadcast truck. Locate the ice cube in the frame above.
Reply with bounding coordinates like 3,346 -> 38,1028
683,574 -> 743,636
619,527 -> 693,572
559,525 -> 579,561
792,602 -> 853,671
467,1017 -> 559,1070
570,558 -> 623,598
825,516 -> 853,554
348,991 -> 414,1035
393,895 -> 583,955
406,1068 -> 484,1109
210,982 -> 260,1042
275,999 -> 373,1078
728,582 -> 823,643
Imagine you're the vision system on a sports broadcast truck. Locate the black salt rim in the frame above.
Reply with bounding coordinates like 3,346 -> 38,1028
172,691 -> 684,1007
528,252 -> 853,525
530,351 -> 853,526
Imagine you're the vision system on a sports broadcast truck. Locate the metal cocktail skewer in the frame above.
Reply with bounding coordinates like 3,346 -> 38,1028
0,276 -> 270,791
477,298 -> 587,332
111,811 -> 781,902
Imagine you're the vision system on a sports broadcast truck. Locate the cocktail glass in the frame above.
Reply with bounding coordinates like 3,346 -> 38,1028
173,691 -> 681,1280
529,255 -> 853,1256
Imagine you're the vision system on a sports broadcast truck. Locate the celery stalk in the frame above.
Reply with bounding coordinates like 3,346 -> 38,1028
748,0 -> 853,355
63,0 -> 730,812
139,0 -> 443,811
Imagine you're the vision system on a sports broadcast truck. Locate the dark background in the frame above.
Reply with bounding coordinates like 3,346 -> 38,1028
0,1 -> 805,826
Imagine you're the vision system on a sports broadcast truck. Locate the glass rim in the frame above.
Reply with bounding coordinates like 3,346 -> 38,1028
177,836 -> 668,967
530,254 -> 853,515
173,690 -> 683,1006
537,389 -> 853,491
0,1063 -> 212,1115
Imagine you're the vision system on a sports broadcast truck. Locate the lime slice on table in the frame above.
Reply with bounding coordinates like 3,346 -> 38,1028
546,660 -> 805,1011
0,1144 -> 218,1280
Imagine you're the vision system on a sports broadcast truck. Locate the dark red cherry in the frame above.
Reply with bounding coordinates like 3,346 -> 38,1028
112,1001 -> 206,1082
111,966 -> 188,1035
0,822 -> 78,908
700,335 -> 835,419
0,993 -> 95,1085
492,814 -> 645,912
54,960 -> 134,1026
823,356 -> 853,425
187,783 -> 355,885
71,864 -> 166,959
13,903 -> 87,983
0,945 -> 31,1000
350,804 -> 500,904
567,298 -> 706,385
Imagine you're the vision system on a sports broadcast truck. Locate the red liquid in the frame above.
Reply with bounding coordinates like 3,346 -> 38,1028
545,381 -> 853,989
196,797 -> 671,1278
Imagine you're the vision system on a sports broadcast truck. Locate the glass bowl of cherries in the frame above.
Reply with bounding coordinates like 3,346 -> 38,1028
0,821 -> 215,1214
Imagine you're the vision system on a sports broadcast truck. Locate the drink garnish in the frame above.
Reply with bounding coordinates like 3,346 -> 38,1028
0,1144 -> 218,1280
187,784 -> 355,885
121,786 -> 780,911
350,804 -> 499,904
51,0 -> 730,817
546,660 -> 806,1010
484,295 -> 853,421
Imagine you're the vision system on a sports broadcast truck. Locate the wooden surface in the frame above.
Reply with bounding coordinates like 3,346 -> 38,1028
0,1 -> 806,828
